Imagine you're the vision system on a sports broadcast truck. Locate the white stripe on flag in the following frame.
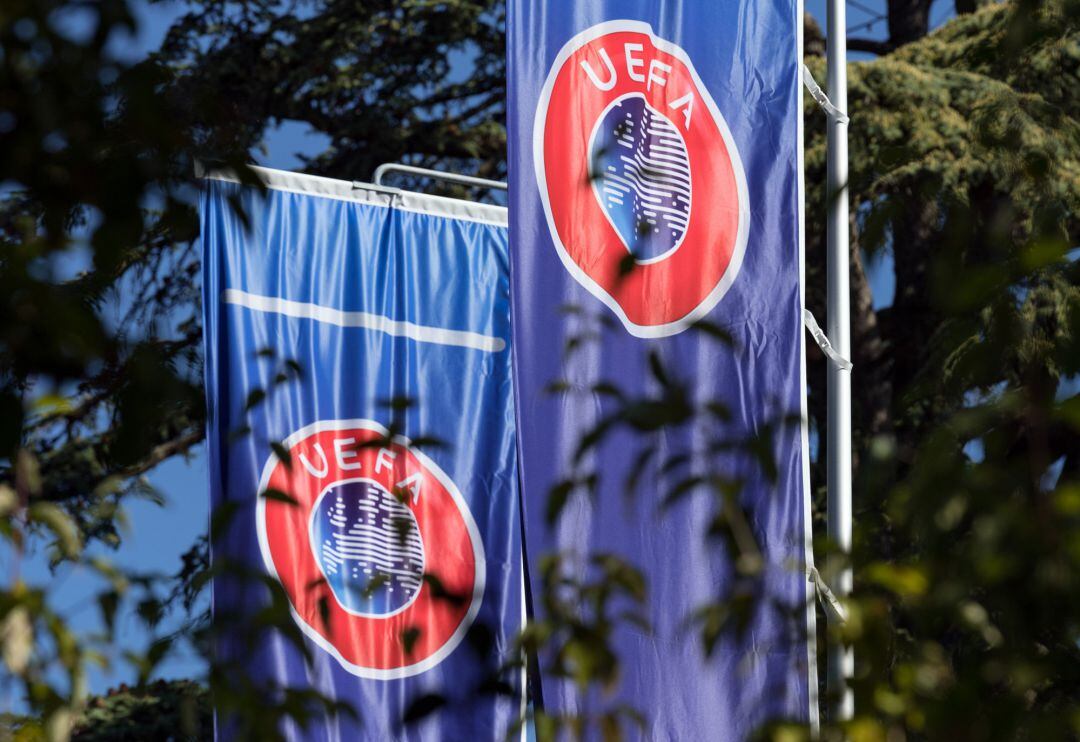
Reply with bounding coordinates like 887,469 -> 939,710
223,289 -> 506,353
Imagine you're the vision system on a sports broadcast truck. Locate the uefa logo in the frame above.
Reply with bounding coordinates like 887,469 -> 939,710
257,419 -> 484,679
534,21 -> 750,337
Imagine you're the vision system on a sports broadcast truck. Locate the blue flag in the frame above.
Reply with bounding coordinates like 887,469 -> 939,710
507,3 -> 817,737
201,167 -> 523,740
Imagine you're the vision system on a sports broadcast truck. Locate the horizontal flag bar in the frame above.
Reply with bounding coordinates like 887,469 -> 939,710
224,289 -> 506,353
372,163 -> 508,192
196,161 -> 508,227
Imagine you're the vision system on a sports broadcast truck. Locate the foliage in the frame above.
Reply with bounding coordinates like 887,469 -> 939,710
0,0 -> 1077,739
69,679 -> 209,741
803,0 -> 1080,483
0,0 -> 243,736
0,679 -> 209,741
157,0 -> 507,191
801,1 -> 1080,738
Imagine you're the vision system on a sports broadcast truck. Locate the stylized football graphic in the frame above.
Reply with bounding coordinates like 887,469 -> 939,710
535,21 -> 750,337
258,419 -> 484,679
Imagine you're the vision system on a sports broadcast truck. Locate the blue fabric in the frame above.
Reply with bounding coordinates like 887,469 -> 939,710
202,179 -> 522,740
507,2 -> 816,738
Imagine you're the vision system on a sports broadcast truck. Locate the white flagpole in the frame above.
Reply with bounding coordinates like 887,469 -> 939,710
826,0 -> 854,723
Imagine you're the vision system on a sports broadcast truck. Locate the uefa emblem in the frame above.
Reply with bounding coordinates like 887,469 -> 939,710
534,21 -> 750,337
257,419 -> 484,679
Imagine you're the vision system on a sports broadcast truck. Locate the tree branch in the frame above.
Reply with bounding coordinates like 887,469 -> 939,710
116,426 -> 205,482
847,37 -> 895,55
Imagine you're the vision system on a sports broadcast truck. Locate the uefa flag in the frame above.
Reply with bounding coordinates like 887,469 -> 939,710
508,2 -> 817,738
201,167 -> 523,740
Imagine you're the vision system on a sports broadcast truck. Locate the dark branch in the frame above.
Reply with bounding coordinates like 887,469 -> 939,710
847,37 -> 895,54
116,427 -> 205,482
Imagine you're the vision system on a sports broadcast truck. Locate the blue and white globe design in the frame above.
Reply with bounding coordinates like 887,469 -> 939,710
311,480 -> 425,616
590,94 -> 693,263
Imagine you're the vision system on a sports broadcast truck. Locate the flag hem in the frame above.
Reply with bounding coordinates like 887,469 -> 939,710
797,0 -> 823,730
198,163 -> 508,227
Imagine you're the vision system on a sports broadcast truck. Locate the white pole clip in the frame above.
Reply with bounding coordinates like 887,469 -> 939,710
802,65 -> 850,125
803,309 -> 853,371
809,566 -> 849,625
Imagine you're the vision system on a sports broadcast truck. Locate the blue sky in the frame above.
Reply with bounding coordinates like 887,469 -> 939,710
0,0 -> 914,714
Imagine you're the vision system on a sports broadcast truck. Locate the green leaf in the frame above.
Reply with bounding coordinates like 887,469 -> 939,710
244,388 -> 267,412
269,441 -> 292,469
27,502 -> 81,559
260,487 -> 298,507
400,626 -> 422,656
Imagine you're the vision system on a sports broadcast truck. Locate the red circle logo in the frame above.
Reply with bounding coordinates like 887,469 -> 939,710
257,419 -> 484,678
534,21 -> 750,337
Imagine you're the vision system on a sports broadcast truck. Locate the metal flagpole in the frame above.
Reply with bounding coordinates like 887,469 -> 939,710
825,0 -> 854,723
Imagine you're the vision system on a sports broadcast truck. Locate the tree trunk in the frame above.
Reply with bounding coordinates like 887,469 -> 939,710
887,0 -> 933,47
848,0 -> 937,55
